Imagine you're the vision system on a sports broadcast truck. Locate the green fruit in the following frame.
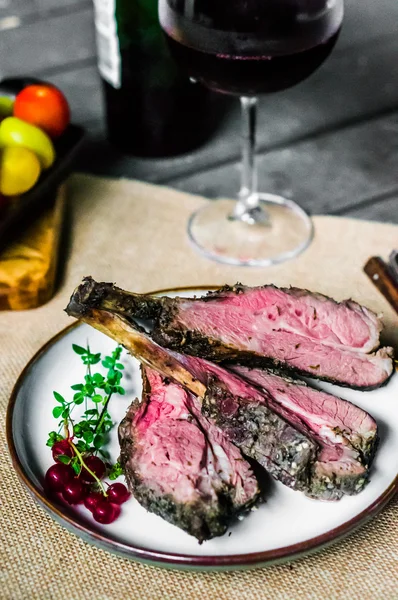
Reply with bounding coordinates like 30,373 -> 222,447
0,96 -> 14,118
0,116 -> 55,168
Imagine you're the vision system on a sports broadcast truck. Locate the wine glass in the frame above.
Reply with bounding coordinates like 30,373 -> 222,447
159,0 -> 344,266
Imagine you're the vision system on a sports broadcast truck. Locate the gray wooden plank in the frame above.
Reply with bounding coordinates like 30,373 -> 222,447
2,0 -> 397,50
339,195 -> 398,224
8,0 -> 396,207
0,0 -> 90,20
2,0 -> 398,80
62,31 -> 398,141
0,0 -> 35,20
74,34 -> 398,185
157,112 -> 398,221
341,0 -> 398,48
34,0 -> 90,11
1,0 -> 396,91
50,66 -> 103,124
0,8 -> 96,79
2,0 -> 397,116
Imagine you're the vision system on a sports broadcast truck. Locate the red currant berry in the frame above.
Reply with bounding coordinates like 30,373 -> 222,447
45,463 -> 74,493
80,456 -> 106,484
62,479 -> 86,505
107,483 -> 130,505
93,500 -> 120,524
83,491 -> 105,513
52,440 -> 74,463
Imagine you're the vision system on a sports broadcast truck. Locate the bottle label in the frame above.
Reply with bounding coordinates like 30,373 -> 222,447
92,0 -> 121,89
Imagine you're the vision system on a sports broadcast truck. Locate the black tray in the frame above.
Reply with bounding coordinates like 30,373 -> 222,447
0,123 -> 85,251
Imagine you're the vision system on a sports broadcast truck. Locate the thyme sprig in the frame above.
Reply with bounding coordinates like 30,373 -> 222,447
46,343 -> 125,476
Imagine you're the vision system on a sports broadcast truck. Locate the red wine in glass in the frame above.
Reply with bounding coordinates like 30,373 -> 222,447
159,0 -> 344,265
165,31 -> 340,96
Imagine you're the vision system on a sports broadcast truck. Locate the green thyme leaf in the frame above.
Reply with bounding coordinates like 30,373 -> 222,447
71,383 -> 84,391
52,406 -> 63,418
86,384 -> 96,396
57,454 -> 71,465
83,430 -> 94,444
46,431 -> 63,447
108,462 -> 123,480
71,457 -> 81,475
72,344 -> 86,355
93,434 -> 106,450
53,391 -> 65,404
91,394 -> 103,404
75,440 -> 89,453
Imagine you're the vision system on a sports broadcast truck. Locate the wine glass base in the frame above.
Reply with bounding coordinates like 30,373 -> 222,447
187,194 -> 314,267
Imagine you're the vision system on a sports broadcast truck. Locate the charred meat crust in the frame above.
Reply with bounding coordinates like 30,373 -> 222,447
200,283 -> 371,309
202,378 -> 317,492
226,365 -> 379,466
307,468 -> 369,501
230,364 -> 379,486
202,376 -> 372,500
67,276 -> 164,321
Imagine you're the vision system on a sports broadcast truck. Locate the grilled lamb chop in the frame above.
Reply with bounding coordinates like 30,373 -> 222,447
119,367 -> 260,541
70,278 -> 394,390
66,290 -> 374,500
66,299 -> 318,493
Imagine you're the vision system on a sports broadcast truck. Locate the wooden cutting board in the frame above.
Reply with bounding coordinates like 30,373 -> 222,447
0,185 -> 66,310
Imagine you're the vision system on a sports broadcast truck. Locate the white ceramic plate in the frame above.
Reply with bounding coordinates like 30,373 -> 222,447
7,288 -> 398,570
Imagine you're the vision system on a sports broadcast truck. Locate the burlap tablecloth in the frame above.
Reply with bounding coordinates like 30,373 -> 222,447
1,174 -> 398,600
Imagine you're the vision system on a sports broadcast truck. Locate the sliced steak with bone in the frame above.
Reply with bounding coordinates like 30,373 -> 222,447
71,278 -> 394,390
66,284 -> 377,501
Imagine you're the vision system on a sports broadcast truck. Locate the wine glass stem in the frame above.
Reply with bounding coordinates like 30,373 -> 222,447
240,96 -> 257,199
232,97 -> 271,224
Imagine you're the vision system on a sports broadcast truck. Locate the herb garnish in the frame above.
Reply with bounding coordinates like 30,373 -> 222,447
47,344 -> 125,465
44,343 -> 130,523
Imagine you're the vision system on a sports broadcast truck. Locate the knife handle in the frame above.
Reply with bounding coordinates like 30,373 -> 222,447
364,256 -> 398,315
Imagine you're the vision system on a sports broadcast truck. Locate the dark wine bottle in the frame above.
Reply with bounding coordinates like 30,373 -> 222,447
92,0 -> 220,157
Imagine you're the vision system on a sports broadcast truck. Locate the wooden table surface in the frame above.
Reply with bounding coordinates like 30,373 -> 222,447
2,0 -> 398,224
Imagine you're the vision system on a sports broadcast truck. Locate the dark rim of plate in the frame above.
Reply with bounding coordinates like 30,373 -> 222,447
6,285 -> 398,570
